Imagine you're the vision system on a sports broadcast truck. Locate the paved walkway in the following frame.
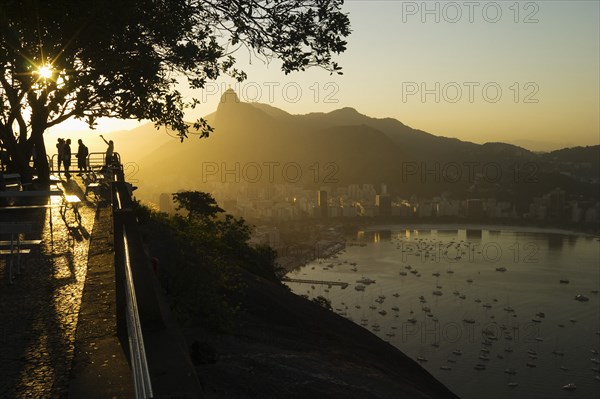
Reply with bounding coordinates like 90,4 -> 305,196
0,177 -> 115,397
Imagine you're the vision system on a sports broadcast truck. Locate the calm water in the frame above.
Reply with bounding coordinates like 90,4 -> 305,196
285,226 -> 600,399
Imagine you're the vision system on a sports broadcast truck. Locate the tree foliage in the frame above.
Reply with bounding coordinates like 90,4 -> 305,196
135,191 -> 283,330
173,191 -> 225,222
0,0 -> 350,181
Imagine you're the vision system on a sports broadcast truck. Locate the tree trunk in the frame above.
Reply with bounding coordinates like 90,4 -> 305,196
0,127 -> 31,181
30,116 -> 50,185
32,133 -> 50,185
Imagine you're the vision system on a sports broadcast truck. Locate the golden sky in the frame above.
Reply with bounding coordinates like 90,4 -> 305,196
51,1 -> 599,152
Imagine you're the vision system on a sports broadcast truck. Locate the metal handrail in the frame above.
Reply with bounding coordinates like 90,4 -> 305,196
48,152 -> 121,172
122,224 -> 154,398
111,168 -> 201,398
115,187 -> 154,398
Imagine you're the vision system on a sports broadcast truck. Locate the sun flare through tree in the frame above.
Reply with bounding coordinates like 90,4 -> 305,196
0,0 -> 350,182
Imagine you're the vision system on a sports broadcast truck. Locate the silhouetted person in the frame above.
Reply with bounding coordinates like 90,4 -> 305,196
76,139 -> 89,173
56,138 -> 65,175
63,139 -> 72,179
100,135 -> 114,167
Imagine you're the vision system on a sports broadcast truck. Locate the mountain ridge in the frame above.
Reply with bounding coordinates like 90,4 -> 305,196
120,91 -> 597,206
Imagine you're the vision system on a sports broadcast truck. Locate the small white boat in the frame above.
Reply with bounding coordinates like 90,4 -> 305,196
416,356 -> 428,362
504,368 -> 517,375
507,382 -> 518,388
561,383 -> 576,391
575,294 -> 589,302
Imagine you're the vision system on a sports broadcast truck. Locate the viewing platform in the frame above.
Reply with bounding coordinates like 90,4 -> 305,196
1,161 -> 199,398
0,173 -> 133,397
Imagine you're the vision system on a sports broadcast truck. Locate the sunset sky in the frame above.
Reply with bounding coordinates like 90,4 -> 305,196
50,1 -> 599,151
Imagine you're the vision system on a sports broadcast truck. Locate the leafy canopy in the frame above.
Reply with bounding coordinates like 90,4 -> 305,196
0,0 -> 350,178
1,0 -> 350,133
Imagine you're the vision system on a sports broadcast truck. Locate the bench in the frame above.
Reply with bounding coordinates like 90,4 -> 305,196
0,189 -> 63,237
85,182 -> 101,199
61,194 -> 82,225
0,222 -> 38,284
1,172 -> 22,191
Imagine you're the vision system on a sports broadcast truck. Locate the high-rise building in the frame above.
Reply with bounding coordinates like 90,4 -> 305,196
317,190 -> 328,218
547,188 -> 566,218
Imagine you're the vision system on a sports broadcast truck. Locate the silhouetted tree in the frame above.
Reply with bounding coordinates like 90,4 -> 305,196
173,191 -> 224,222
0,0 -> 350,182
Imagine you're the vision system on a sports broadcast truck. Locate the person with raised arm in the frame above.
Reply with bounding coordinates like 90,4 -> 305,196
99,135 -> 114,167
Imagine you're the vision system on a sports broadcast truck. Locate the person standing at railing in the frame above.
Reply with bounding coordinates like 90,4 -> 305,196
100,135 -> 114,167
63,138 -> 72,180
76,139 -> 89,174
56,138 -> 65,176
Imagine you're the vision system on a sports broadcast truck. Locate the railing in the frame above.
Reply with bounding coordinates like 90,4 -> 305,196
111,167 -> 201,398
114,186 -> 154,398
48,152 -> 121,172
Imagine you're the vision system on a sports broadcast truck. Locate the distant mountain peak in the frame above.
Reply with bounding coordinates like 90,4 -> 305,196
217,88 -> 241,109
333,107 -> 359,114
